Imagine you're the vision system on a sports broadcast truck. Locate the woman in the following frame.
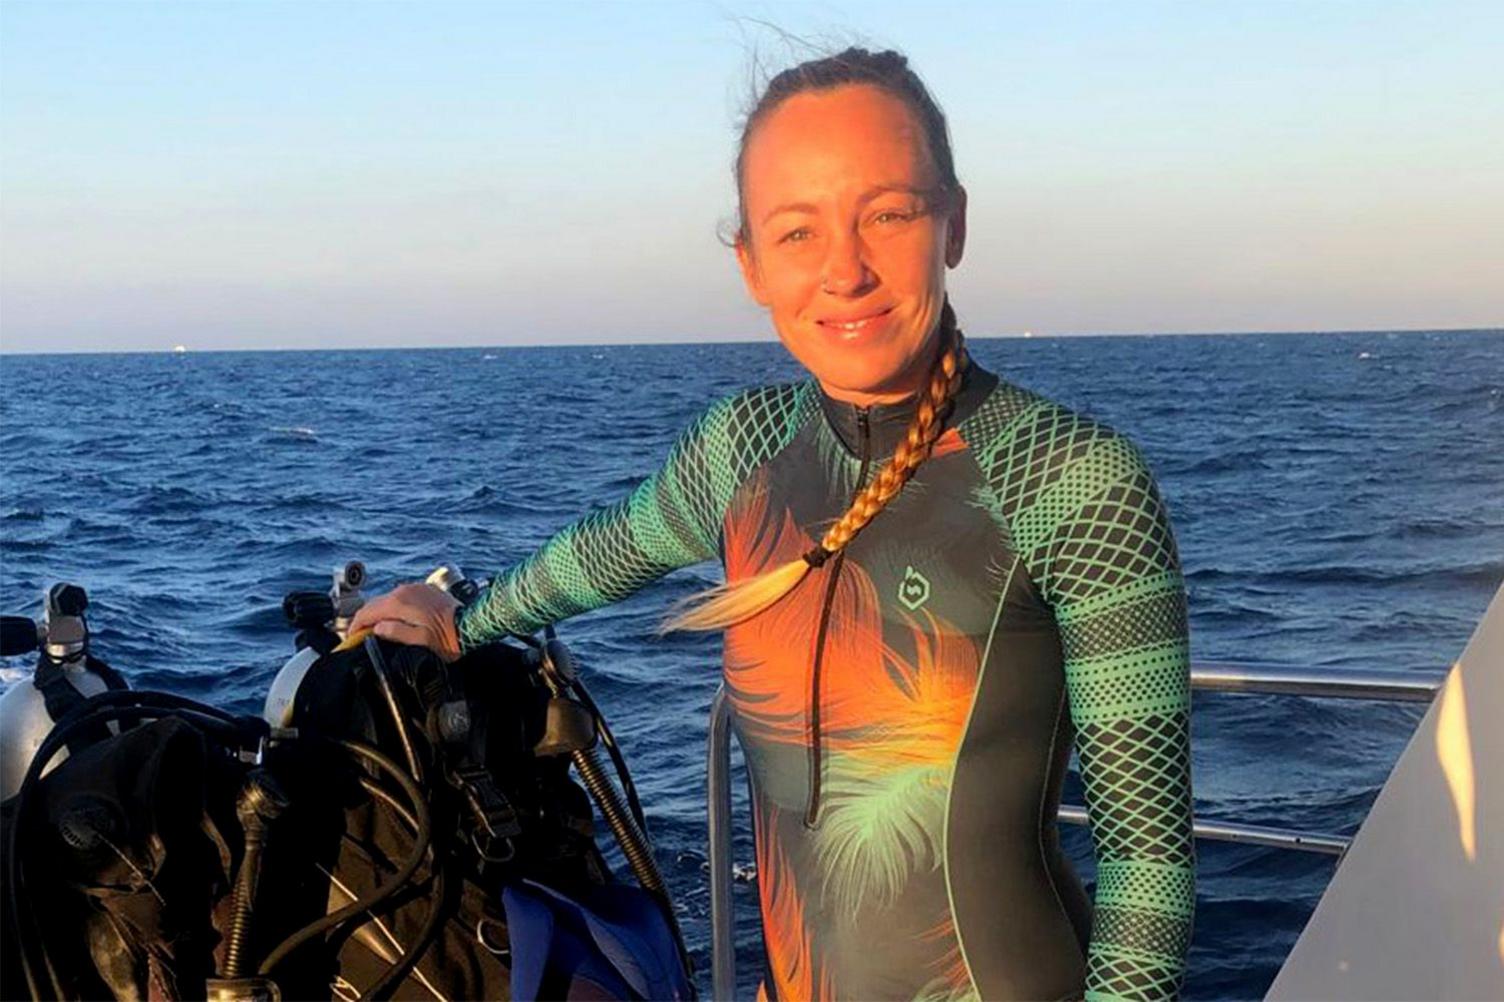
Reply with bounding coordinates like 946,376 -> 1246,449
352,48 -> 1195,1002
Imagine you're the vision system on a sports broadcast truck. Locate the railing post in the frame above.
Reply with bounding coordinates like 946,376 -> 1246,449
1190,662 -> 1443,702
1056,805 -> 1351,855
707,686 -> 736,1000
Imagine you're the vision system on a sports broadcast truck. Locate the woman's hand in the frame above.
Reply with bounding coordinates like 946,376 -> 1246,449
346,582 -> 463,663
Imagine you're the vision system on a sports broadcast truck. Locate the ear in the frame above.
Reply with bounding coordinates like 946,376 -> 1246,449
943,185 -> 968,268
735,233 -> 772,307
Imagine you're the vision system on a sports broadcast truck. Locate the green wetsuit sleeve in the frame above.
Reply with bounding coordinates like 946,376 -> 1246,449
1028,419 -> 1196,1001
458,382 -> 816,650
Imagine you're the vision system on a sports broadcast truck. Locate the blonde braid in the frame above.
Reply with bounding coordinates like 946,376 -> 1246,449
662,310 -> 969,633
817,328 -> 967,556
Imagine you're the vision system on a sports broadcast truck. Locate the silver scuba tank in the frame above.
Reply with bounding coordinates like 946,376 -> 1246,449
262,562 -> 477,728
263,561 -> 366,727
0,584 -> 116,801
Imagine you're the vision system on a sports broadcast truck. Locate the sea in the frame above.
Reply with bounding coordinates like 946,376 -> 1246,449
2,329 -> 1501,1000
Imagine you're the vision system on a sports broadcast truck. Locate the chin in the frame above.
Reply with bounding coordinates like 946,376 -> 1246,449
782,328 -> 923,401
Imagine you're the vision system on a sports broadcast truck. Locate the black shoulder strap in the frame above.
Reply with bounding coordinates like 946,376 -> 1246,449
415,656 -> 520,869
32,656 -> 131,756
32,660 -> 104,753
86,655 -> 129,692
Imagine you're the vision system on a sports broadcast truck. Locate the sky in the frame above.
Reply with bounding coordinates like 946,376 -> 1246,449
1,0 -> 1501,354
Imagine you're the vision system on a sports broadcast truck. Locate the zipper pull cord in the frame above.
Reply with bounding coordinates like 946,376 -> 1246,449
804,404 -> 873,829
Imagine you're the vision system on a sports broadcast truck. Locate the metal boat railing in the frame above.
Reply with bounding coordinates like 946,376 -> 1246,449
703,660 -> 1447,1000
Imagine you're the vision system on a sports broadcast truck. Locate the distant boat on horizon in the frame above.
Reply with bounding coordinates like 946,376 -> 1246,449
172,345 -> 188,354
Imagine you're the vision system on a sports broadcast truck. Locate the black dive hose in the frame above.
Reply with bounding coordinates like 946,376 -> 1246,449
5,690 -> 257,1001
344,642 -> 449,1002
363,867 -> 447,1002
365,635 -> 424,784
357,775 -> 419,831
559,675 -> 692,979
220,771 -> 290,979
350,771 -> 448,1002
571,679 -> 649,834
534,632 -> 693,980
255,736 -> 432,978
573,743 -> 669,900
571,731 -> 696,989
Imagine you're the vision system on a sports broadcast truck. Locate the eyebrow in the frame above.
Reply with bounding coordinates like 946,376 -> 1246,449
760,184 -> 933,224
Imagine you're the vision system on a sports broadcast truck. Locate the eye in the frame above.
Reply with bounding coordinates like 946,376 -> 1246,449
778,226 -> 814,245
870,207 -> 918,226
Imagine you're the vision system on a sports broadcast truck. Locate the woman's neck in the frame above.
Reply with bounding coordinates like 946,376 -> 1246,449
816,380 -> 921,408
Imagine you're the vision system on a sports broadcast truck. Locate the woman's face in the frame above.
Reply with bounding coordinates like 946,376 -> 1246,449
735,83 -> 967,406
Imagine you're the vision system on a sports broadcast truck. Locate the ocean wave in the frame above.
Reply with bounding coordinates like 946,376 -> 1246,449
452,484 -> 554,516
249,492 -> 339,513
266,425 -> 321,444
1187,559 -> 1504,590
122,484 -> 213,515
1174,450 -> 1277,475
1394,514 -> 1504,540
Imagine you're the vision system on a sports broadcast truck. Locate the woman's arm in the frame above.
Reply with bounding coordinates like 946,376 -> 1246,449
458,382 -> 816,651
1040,431 -> 1196,1002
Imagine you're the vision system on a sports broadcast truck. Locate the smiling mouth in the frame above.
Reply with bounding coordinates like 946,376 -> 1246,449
817,306 -> 894,334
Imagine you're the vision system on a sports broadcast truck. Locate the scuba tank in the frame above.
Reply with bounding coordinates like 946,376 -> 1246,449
263,561 -> 476,728
263,560 -> 367,728
0,583 -> 129,802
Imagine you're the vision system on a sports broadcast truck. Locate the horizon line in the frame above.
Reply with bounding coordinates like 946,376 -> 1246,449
1,325 -> 1499,358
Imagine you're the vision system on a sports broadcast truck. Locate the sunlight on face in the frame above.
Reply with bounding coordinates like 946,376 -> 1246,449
735,84 -> 966,406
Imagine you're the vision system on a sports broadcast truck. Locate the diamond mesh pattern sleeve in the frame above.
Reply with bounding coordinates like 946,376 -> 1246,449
968,389 -> 1196,1002
458,383 -> 817,650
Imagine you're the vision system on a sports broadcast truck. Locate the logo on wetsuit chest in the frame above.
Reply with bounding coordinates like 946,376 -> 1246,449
898,565 -> 931,610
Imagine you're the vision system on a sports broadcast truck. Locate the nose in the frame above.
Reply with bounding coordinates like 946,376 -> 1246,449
820,228 -> 876,297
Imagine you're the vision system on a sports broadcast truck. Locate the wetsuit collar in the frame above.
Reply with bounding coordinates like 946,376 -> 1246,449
816,359 -> 998,459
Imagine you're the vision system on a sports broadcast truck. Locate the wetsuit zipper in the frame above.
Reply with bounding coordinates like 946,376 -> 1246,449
805,405 -> 871,829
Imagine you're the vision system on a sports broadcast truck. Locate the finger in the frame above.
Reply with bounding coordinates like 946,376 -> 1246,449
435,611 -> 462,663
393,581 -> 431,603
373,618 -> 429,648
348,593 -> 398,633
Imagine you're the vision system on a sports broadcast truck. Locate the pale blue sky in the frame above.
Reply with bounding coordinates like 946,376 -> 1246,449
2,0 -> 1500,353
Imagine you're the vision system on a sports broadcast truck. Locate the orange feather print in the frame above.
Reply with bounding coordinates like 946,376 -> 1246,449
805,563 -> 982,922
917,915 -> 975,999
721,477 -> 825,744
755,804 -> 833,1001
821,597 -> 980,767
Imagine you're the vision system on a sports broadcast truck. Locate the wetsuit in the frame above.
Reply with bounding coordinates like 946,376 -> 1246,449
460,362 -> 1196,1002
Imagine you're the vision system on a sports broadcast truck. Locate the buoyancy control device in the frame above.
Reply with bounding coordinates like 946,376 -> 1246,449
0,564 -> 694,1002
